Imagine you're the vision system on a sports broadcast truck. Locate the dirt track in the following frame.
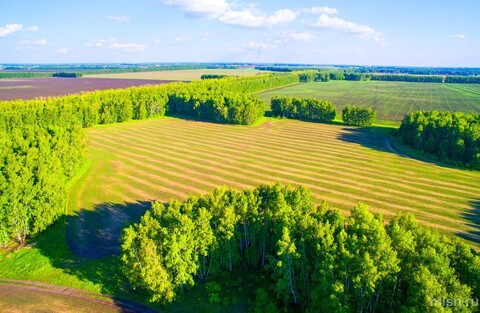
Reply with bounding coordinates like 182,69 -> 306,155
0,279 -> 157,313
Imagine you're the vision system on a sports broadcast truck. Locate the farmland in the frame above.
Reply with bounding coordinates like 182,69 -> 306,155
69,117 -> 480,256
257,81 -> 480,122
85,68 -> 264,81
0,77 -> 169,101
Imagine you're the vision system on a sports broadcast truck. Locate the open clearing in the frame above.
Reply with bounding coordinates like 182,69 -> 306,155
67,117 -> 480,258
0,78 -> 169,101
257,81 -> 480,122
85,68 -> 264,81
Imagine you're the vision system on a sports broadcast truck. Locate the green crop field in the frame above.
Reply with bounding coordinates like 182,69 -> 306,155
256,81 -> 480,122
85,68 -> 264,81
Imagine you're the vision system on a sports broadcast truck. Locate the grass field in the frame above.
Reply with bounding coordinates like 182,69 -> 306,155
256,81 -> 480,122
85,68 -> 264,81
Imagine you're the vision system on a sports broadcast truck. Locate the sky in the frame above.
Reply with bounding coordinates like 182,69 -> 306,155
0,0 -> 478,66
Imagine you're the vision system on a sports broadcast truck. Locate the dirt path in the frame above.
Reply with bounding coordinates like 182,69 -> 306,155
0,279 -> 157,313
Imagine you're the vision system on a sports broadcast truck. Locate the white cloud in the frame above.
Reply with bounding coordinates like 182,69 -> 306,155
86,39 -> 105,47
19,38 -> 47,46
314,14 -> 384,44
163,0 -> 229,18
277,30 -> 316,42
57,47 -> 68,54
219,8 -> 296,27
0,23 -> 38,37
305,6 -> 338,15
449,34 -> 466,40
106,15 -> 130,22
247,40 -> 276,50
163,0 -> 295,28
110,42 -> 146,52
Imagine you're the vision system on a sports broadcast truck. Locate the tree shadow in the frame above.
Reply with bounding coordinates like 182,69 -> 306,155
457,199 -> 480,245
337,126 -> 461,170
65,201 -> 151,259
33,201 -> 158,312
337,127 -> 392,153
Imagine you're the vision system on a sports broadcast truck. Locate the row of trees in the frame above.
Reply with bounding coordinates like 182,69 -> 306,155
271,96 -> 336,122
445,76 -> 480,84
0,73 -> 303,246
121,183 -> 480,312
52,72 -> 82,78
342,105 -> 377,126
398,111 -> 480,169
201,74 -> 229,79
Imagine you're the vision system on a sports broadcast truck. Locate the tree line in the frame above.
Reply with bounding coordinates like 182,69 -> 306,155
121,183 -> 480,312
398,110 -> 480,169
201,74 -> 229,79
271,96 -> 336,122
0,73 -> 302,247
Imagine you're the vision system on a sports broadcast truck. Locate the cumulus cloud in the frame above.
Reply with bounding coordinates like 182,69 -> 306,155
314,14 -> 384,44
0,23 -> 38,37
247,40 -> 276,50
85,38 -> 146,52
449,34 -> 466,40
110,42 -> 146,52
163,0 -> 229,18
219,8 -> 296,27
305,6 -> 338,15
19,38 -> 47,46
57,47 -> 68,54
106,15 -> 130,22
163,0 -> 295,28
277,30 -> 316,42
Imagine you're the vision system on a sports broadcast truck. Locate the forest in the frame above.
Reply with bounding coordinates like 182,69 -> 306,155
121,183 -> 480,312
271,96 -> 336,122
398,111 -> 480,169
0,72 -> 301,247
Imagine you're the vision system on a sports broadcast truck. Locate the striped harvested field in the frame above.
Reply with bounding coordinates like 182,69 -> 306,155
71,117 -> 480,252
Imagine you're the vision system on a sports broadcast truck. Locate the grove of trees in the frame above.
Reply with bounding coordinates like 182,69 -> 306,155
399,110 -> 480,169
0,72 -> 302,247
271,96 -> 336,122
121,183 -> 480,312
342,105 -> 377,127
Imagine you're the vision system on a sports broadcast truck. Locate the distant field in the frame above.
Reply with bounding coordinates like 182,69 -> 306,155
256,81 -> 480,122
67,117 -> 480,258
85,68 -> 264,81
0,78 -> 168,101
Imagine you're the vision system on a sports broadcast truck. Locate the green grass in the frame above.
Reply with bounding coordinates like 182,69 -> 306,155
256,81 -> 480,122
85,68 -> 264,81
1,117 -> 479,311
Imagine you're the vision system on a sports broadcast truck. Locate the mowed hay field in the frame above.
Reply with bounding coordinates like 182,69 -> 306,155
85,68 -> 264,81
257,81 -> 480,122
72,117 -> 480,249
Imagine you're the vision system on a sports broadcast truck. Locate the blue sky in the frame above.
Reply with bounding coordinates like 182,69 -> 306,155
0,0 -> 478,66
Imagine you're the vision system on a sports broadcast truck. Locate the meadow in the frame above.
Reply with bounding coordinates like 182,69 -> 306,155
257,81 -> 480,122
85,68 -> 264,81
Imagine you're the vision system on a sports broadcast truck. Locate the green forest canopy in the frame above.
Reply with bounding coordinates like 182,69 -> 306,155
121,183 -> 480,312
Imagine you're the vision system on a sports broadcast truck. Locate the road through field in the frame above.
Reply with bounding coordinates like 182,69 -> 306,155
68,118 -> 480,258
